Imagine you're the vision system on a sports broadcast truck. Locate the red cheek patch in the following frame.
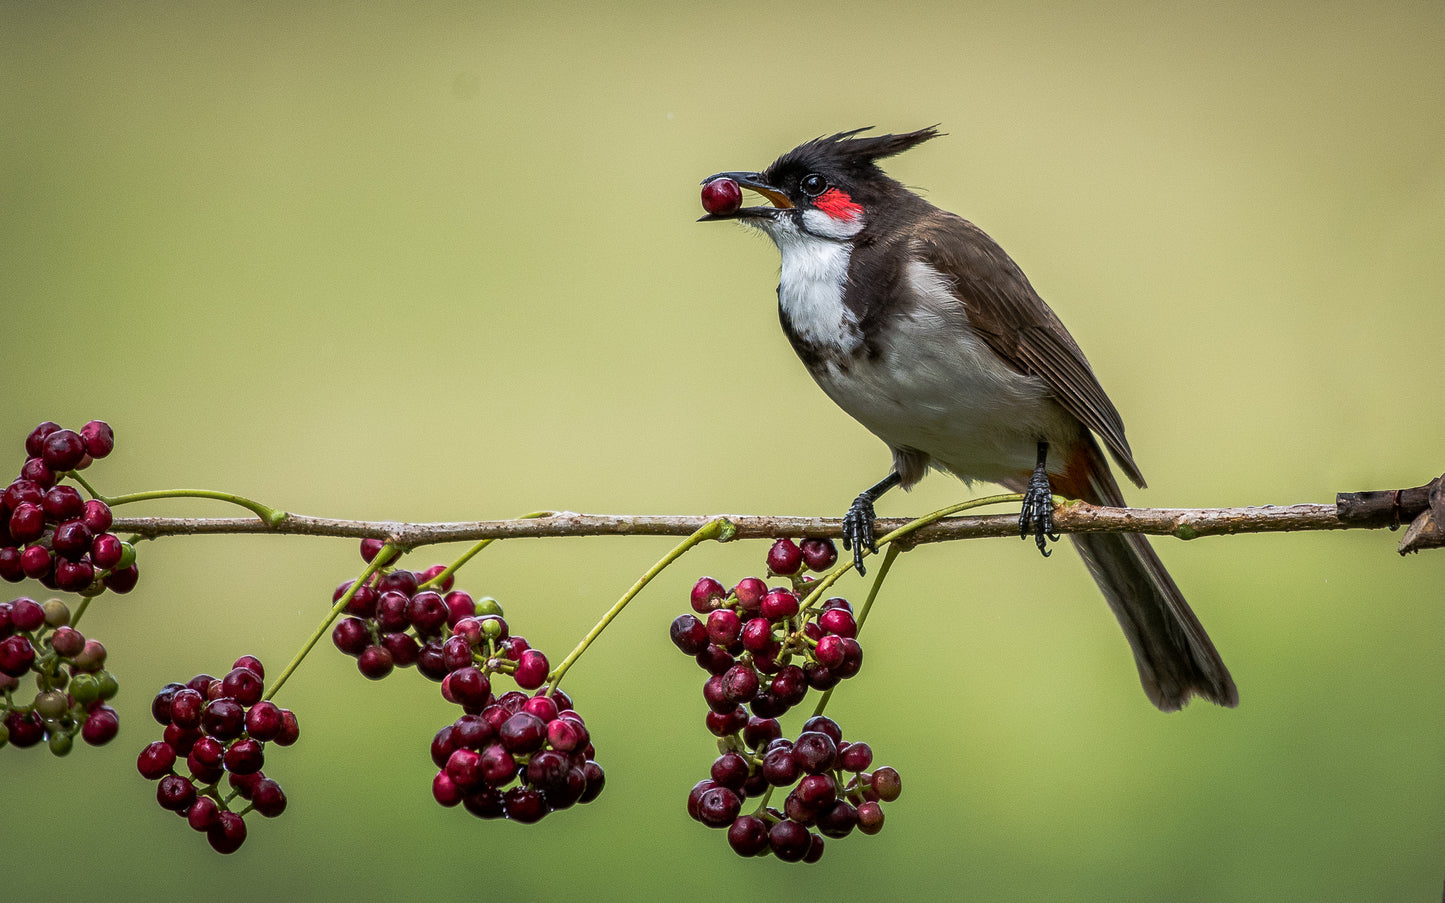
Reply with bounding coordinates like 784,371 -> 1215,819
814,188 -> 862,221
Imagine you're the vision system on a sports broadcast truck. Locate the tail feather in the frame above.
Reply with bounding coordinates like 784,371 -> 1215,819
1070,530 -> 1237,710
1050,435 -> 1237,711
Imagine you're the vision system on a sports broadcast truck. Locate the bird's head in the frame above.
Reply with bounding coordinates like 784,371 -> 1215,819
700,126 -> 942,243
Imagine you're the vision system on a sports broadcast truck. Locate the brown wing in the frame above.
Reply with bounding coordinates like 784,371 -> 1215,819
912,211 -> 1146,488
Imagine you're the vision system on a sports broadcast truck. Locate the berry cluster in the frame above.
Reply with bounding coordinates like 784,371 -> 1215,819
0,596 -> 119,754
670,538 -> 862,736
688,714 -> 901,861
140,657 -> 298,854
0,421 -> 138,594
330,541 -> 499,682
430,605 -> 606,821
335,540 -> 606,822
430,686 -> 605,822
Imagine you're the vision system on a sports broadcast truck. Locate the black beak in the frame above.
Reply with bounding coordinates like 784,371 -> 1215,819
697,171 -> 793,222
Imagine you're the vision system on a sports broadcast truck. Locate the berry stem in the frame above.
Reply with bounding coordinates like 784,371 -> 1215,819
547,517 -> 737,693
263,543 -> 401,702
82,483 -> 288,528
68,596 -> 93,631
418,511 -> 553,590
808,543 -> 901,720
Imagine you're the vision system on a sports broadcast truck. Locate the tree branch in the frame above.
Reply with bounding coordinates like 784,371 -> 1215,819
109,474 -> 1445,555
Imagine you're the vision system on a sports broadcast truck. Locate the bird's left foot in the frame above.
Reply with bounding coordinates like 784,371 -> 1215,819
1020,443 -> 1060,557
842,493 -> 878,575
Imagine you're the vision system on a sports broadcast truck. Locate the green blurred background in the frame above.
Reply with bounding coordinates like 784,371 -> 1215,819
3,2 -> 1443,899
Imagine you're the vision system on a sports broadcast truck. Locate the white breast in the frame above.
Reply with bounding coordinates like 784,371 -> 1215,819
806,259 -> 1074,486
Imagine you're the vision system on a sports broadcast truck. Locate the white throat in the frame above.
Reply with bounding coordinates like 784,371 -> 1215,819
756,216 -> 861,354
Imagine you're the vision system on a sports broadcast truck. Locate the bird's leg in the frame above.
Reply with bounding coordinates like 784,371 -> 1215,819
842,471 -> 902,575
1020,440 -> 1060,557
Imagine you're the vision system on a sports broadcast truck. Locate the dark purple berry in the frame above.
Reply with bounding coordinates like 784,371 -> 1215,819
245,701 -> 285,742
187,797 -> 220,832
498,711 -> 546,754
157,774 -> 197,812
41,429 -> 86,471
357,645 -> 394,679
700,177 -> 743,215
766,538 -> 803,576
207,811 -> 247,853
503,786 -> 548,823
817,799 -> 858,838
25,422 -> 61,458
201,698 -> 246,739
10,597 -> 43,631
79,421 -> 114,458
769,818 -> 812,861
42,485 -> 84,522
728,814 -> 770,856
0,634 -> 35,677
224,738 -> 265,774
697,786 -> 742,828
670,614 -> 709,655
82,704 -> 119,745
90,533 -> 124,570
251,779 -> 286,817
169,688 -> 204,728
221,667 -> 264,706
332,618 -> 370,656
137,740 -> 177,779
819,607 -> 857,638
792,731 -> 837,775
800,538 -> 838,571
9,503 -> 44,543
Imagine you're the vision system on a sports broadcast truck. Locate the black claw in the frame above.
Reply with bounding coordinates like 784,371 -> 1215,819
843,494 -> 878,575
1020,442 -> 1060,558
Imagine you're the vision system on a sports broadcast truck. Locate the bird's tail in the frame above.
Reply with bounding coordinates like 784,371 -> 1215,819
1054,438 -> 1238,711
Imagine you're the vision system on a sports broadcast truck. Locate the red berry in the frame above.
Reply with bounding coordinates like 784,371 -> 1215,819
513,649 -> 549,690
79,421 -> 114,458
701,177 -> 742,215
26,422 -> 62,458
766,539 -> 804,576
207,810 -> 247,853
81,499 -> 113,533
690,576 -> 726,613
733,577 -> 767,613
800,538 -> 838,571
41,429 -> 86,471
760,588 -> 800,621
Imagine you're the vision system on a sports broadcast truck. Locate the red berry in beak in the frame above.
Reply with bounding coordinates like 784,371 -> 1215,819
701,178 -> 742,215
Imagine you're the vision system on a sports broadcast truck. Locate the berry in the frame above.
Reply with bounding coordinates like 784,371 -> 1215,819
513,649 -> 549,690
670,614 -> 709,655
760,588 -> 799,621
357,644 -> 394,679
81,499 -> 113,533
800,538 -> 838,571
700,177 -> 743,215
728,814 -> 771,856
766,538 -> 804,576
41,429 -> 86,471
690,576 -> 725,613
207,811 -> 247,854
79,421 -> 115,458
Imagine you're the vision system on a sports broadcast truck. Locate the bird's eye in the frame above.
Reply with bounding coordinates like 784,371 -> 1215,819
800,174 -> 828,197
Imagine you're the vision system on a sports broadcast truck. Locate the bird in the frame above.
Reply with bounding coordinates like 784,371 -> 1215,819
699,127 -> 1237,711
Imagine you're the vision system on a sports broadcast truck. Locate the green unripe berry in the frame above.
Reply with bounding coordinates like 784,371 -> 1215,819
48,731 -> 73,757
474,596 -> 503,617
34,690 -> 69,720
69,673 -> 100,706
41,598 -> 71,627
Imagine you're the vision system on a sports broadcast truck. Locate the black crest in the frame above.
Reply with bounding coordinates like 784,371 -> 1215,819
764,126 -> 942,184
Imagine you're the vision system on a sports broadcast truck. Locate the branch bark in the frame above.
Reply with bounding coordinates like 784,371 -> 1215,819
109,474 -> 1445,555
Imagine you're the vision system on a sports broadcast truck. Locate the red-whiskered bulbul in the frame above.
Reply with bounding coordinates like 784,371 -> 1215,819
700,127 -> 1237,711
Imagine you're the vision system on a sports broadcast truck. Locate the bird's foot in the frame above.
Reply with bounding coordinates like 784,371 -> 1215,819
1020,456 -> 1060,557
842,494 -> 879,575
